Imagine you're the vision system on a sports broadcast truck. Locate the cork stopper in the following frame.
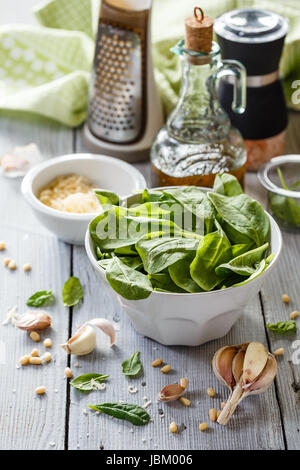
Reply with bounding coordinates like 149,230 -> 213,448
185,7 -> 214,53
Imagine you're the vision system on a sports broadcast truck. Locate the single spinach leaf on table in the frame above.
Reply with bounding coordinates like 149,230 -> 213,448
26,290 -> 54,307
70,373 -> 109,393
208,192 -> 270,247
94,189 -> 120,207
213,173 -> 243,196
88,403 -> 150,426
148,272 -> 186,293
215,242 -> 269,278
168,252 -> 203,293
266,320 -> 297,334
136,233 -> 200,274
62,276 -> 83,307
122,351 -> 143,377
106,257 -> 153,300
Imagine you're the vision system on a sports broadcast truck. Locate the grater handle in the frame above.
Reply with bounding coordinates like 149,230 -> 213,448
213,59 -> 247,114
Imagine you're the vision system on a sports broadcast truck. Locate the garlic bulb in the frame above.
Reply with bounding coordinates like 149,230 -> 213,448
212,341 -> 277,425
15,311 -> 52,331
60,317 -> 115,356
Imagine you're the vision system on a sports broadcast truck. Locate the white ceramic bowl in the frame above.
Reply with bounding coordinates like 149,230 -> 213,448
21,153 -> 146,245
85,188 -> 282,346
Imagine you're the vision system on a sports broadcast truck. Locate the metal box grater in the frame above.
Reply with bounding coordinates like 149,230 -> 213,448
84,0 -> 163,162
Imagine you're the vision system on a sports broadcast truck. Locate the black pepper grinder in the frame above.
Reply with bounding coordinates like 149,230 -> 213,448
214,8 -> 289,171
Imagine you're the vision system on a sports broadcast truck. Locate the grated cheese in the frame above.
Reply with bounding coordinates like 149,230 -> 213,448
38,174 -> 101,214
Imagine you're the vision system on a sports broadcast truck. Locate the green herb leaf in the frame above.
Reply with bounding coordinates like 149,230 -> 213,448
122,351 -> 143,377
94,189 -> 120,207
70,373 -> 109,393
213,173 -> 243,196
88,403 -> 150,426
62,276 -> 83,307
266,320 -> 297,334
106,257 -> 153,300
26,290 -> 54,307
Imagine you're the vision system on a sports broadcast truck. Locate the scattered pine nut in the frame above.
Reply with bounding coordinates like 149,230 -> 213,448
29,356 -> 42,365
42,352 -> 52,363
180,397 -> 191,407
30,331 -> 40,342
19,355 -> 30,366
3,257 -> 11,266
209,408 -> 217,422
282,294 -> 290,304
290,311 -> 299,320
65,367 -> 73,379
169,421 -> 178,433
180,377 -> 188,389
31,348 -> 39,357
217,410 -> 222,418
35,386 -> 46,395
23,263 -> 31,272
221,402 -> 226,409
8,260 -> 17,270
273,347 -> 284,356
199,422 -> 208,432
43,338 -> 52,348
0,241 -> 6,251
152,358 -> 163,367
160,364 -> 171,374
207,387 -> 216,397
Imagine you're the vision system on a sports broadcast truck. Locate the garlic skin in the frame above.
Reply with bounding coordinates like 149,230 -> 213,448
15,311 -> 52,331
212,342 -> 278,425
61,325 -> 96,356
159,383 -> 186,402
81,318 -> 116,346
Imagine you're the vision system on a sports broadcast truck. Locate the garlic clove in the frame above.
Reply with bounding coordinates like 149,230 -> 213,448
247,353 -> 277,395
159,383 -> 185,402
61,325 -> 96,355
15,311 -> 52,331
212,345 -> 238,391
232,348 -> 246,383
81,318 -> 116,346
242,341 -> 268,386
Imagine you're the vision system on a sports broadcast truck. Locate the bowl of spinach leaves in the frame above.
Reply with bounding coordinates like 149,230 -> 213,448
85,174 -> 282,346
258,155 -> 300,230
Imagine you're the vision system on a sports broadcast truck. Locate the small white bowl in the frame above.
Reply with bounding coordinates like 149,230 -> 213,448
21,153 -> 146,245
85,188 -> 283,346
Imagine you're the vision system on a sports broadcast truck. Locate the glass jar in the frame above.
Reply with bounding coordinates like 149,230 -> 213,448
151,41 -> 247,187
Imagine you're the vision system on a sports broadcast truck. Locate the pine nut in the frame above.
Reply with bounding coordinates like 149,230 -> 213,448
42,352 -> 52,363
273,347 -> 284,356
19,355 -> 30,365
43,338 -> 52,348
282,294 -> 290,304
207,387 -> 216,397
160,364 -> 171,374
29,356 -> 42,365
152,358 -> 163,367
217,410 -> 222,418
180,397 -> 191,407
23,263 -> 31,272
65,367 -> 73,378
209,408 -> 217,422
180,377 -> 188,389
8,260 -> 17,270
30,331 -> 40,342
199,422 -> 208,432
4,257 -> 11,266
221,402 -> 226,409
0,241 -> 6,251
169,421 -> 178,433
290,311 -> 299,320
35,386 -> 46,395
31,348 -> 39,357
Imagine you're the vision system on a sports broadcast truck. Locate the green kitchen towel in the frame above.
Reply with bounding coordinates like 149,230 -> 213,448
0,0 -> 299,127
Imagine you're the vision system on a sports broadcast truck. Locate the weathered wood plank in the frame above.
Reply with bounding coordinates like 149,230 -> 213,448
0,115 -> 73,450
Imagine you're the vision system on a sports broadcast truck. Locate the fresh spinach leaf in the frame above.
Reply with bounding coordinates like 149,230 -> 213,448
266,320 -> 297,334
168,252 -> 203,293
122,351 -> 143,377
106,257 -> 153,300
94,189 -> 120,207
213,173 -> 243,196
216,243 -> 269,277
148,272 -> 186,293
88,403 -> 150,426
230,259 -> 267,287
26,290 -> 54,307
98,256 -> 143,272
62,276 -> 83,307
70,373 -> 109,393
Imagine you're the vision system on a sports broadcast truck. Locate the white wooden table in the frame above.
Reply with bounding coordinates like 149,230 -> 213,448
1,0 -> 300,451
